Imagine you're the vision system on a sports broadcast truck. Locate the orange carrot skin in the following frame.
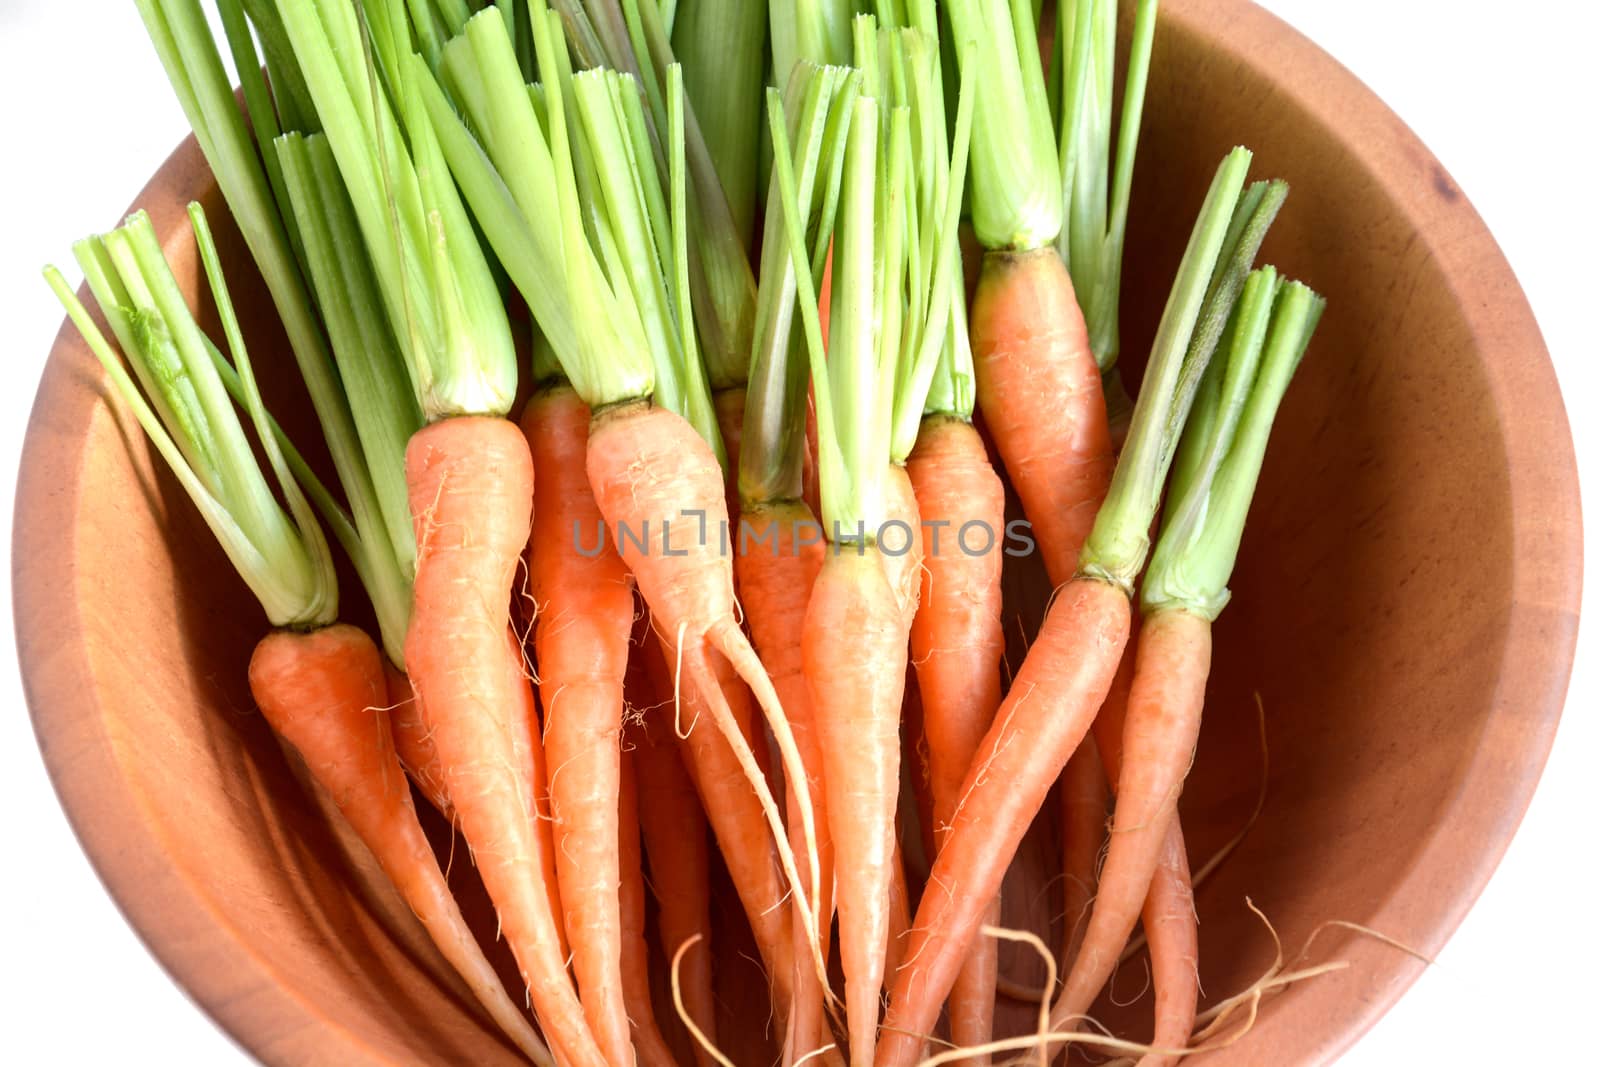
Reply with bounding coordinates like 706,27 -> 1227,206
971,249 -> 1113,587
406,416 -> 604,1067
1092,643 -> 1198,1067
251,625 -> 551,1066
589,401 -> 807,996
877,577 -> 1130,1067
648,629 -> 794,995
882,463 -> 925,623
906,415 -> 1008,1057
1053,610 -> 1212,1037
524,387 -> 636,1067
383,661 -> 453,820
734,499 -> 833,1066
805,545 -> 910,1067
630,644 -> 720,1067
618,741 -> 680,1067
1060,738 -> 1110,971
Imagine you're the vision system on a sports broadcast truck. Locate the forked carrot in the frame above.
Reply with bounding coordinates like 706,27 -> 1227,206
523,384 -> 637,1067
587,401 -> 826,982
407,415 -> 603,1067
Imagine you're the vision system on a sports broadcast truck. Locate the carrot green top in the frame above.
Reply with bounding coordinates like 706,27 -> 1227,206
272,0 -> 518,423
943,0 -> 1060,252
765,15 -> 973,536
771,0 -> 854,84
1141,271 -> 1324,618
418,3 -> 720,456
46,207 -> 338,633
1078,147 -> 1290,591
672,0 -> 770,247
133,0 -> 424,666
1055,0 -> 1158,372
740,61 -> 859,507
552,0 -> 758,396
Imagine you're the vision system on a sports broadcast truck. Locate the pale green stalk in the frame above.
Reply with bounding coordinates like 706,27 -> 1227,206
46,207 -> 336,630
673,0 -> 768,245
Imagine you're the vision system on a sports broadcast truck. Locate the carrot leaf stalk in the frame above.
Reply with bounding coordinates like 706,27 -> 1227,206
1055,0 -> 1158,374
770,0 -> 853,85
944,0 -> 1061,252
1142,271 -> 1326,616
552,0 -> 758,397
741,60 -> 860,507
46,207 -> 336,630
1079,148 -> 1288,591
133,0 -> 414,663
272,0 -> 517,423
672,0 -> 769,246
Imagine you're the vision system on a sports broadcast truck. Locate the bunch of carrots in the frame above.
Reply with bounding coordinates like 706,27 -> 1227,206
45,1 -> 1331,1064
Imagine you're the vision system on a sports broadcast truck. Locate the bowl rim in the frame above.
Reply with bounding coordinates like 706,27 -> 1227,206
13,0 -> 1583,1063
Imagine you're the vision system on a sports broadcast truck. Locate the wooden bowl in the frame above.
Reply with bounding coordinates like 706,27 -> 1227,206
15,0 -> 1580,1063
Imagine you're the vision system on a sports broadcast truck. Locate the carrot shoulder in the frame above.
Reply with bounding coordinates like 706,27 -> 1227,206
971,249 -> 1113,586
251,625 -> 552,1066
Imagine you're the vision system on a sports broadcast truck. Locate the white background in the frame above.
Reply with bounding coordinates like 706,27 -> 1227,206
1,2 -> 1594,1063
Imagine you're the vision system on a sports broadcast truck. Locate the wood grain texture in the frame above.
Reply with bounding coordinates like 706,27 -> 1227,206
14,1 -> 1580,1064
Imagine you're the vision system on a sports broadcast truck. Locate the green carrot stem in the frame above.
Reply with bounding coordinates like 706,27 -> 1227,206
1142,274 -> 1325,617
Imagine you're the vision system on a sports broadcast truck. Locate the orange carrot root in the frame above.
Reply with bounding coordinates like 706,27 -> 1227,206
630,637 -> 720,1067
524,387 -> 636,1067
734,499 -> 836,1067
971,249 -> 1113,587
907,414 -> 1009,1059
618,742 -> 680,1067
877,577 -> 1130,1067
586,402 -> 825,983
1050,610 -> 1212,1037
804,545 -> 910,1067
406,415 -> 603,1067
250,625 -> 552,1066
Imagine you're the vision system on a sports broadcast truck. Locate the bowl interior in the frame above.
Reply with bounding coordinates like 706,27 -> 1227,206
17,1 -> 1579,1064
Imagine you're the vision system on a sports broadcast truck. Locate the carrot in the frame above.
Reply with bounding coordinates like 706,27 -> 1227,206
1060,713 -> 1113,974
734,499 -> 833,1064
906,414 -> 1008,1056
522,385 -> 637,1067
618,741 -> 680,1067
252,626 -> 553,1066
1089,630 -> 1199,1067
876,149 -> 1271,1066
588,401 -> 825,980
1049,610 -> 1211,1033
406,415 -> 604,1067
648,622 -> 796,1001
877,577 -> 1131,1067
763,33 -> 976,1059
1049,270 -> 1325,1041
630,640 -> 720,1066
971,249 -> 1113,587
383,660 -> 453,820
